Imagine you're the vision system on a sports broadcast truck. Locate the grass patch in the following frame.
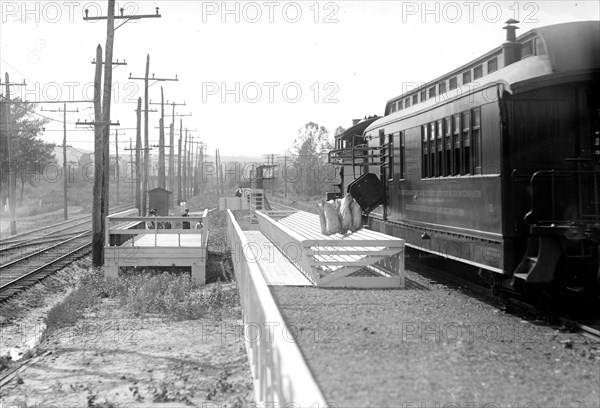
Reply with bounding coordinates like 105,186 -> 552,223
44,267 -> 241,336
107,270 -> 241,321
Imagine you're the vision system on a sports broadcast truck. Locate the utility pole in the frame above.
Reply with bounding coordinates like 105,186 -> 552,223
114,129 -> 120,204
169,102 -> 186,204
150,98 -> 186,193
183,129 -> 188,202
91,43 -> 105,266
129,63 -> 177,213
135,98 -> 141,213
178,120 -> 182,206
159,88 -> 165,188
133,102 -> 156,214
129,138 -> 134,202
41,103 -> 78,220
1,73 -> 26,235
83,2 -> 160,265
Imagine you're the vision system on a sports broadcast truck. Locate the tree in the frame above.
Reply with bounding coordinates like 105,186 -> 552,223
289,122 -> 334,197
0,98 -> 53,207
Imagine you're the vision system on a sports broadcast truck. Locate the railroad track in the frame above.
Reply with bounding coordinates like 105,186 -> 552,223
0,231 -> 92,302
0,204 -> 133,246
0,204 -> 135,302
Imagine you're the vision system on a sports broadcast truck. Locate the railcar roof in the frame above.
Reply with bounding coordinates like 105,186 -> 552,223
366,55 -> 554,132
335,116 -> 380,142
534,21 -> 600,73
369,21 -> 600,133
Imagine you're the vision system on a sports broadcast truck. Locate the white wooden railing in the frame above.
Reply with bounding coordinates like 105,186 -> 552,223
105,209 -> 208,247
226,210 -> 328,407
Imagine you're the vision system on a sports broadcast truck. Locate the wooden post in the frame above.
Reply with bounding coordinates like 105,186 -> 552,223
142,54 -> 150,216
63,103 -> 68,220
92,44 -> 104,267
183,129 -> 188,201
129,138 -> 134,204
135,97 -> 142,214
178,119 -> 182,205
158,86 -> 165,189
115,129 -> 119,205
169,104 -> 175,204
4,73 -> 17,235
99,0 -> 116,266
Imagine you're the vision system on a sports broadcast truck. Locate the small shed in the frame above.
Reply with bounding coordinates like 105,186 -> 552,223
148,187 -> 172,216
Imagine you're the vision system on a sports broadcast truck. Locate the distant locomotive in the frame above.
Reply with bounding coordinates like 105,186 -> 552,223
329,20 -> 600,298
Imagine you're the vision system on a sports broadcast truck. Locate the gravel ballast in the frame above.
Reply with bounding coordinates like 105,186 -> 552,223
270,264 -> 599,408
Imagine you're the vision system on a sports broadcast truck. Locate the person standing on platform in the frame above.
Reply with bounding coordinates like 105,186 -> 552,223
182,208 -> 190,229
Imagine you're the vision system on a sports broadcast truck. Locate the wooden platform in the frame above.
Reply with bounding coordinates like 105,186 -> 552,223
257,210 -> 405,288
104,210 -> 209,284
244,231 -> 314,286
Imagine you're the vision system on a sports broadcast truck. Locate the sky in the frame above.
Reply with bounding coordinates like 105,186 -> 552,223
1,1 -> 599,159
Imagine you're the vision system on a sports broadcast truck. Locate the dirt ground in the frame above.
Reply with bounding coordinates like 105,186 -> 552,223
1,300 -> 253,407
0,205 -> 254,407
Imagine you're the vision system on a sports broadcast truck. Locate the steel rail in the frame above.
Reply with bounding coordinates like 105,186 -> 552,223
0,231 -> 91,272
0,203 -> 134,244
0,238 -> 91,295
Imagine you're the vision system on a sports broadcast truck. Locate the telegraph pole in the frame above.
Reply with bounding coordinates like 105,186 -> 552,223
129,138 -> 134,202
159,88 -> 165,188
1,73 -> 26,235
114,129 -> 120,204
135,98 -> 141,212
178,120 -> 182,205
169,103 -> 186,204
83,2 -> 160,264
91,43 -> 105,266
149,98 -> 186,193
129,64 -> 177,213
183,129 -> 188,201
41,103 -> 78,220
134,101 -> 156,214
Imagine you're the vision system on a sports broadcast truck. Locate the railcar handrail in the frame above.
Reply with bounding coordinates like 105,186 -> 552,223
525,169 -> 600,227
327,144 -> 382,166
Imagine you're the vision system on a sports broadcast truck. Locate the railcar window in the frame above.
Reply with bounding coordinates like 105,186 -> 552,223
534,37 -> 546,55
437,121 -> 443,177
521,40 -> 533,58
385,133 -> 393,182
487,57 -> 498,73
472,108 -> 482,174
391,102 -> 397,113
392,132 -> 403,181
463,70 -> 471,85
404,97 -> 411,108
444,118 -> 452,176
453,114 -> 461,176
422,125 -> 428,178
412,94 -> 418,105
473,65 -> 483,80
439,81 -> 446,95
420,90 -> 427,103
429,123 -> 436,177
449,77 -> 457,90
462,111 -> 471,175
400,131 -> 405,180
421,111 -> 483,179
429,87 -> 436,99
